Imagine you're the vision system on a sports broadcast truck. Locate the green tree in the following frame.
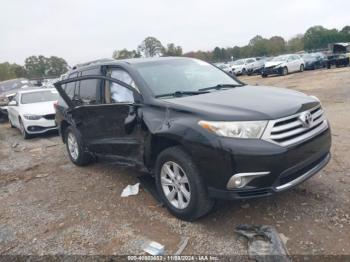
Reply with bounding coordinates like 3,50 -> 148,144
0,62 -> 26,81
24,55 -> 68,78
138,37 -> 164,57
162,43 -> 183,56
112,49 -> 140,59
287,34 -> 304,52
267,36 -> 286,55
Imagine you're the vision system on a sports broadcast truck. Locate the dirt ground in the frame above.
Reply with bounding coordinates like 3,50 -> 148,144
0,67 -> 349,257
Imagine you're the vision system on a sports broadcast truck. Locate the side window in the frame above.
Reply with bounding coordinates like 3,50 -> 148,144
106,69 -> 136,103
65,73 -> 78,99
76,68 -> 100,105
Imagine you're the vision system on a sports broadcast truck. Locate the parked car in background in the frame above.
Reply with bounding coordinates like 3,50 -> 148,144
326,53 -> 350,68
7,88 -> 59,139
230,59 -> 248,75
246,57 -> 268,75
215,63 -> 233,75
0,78 -> 34,122
262,54 -> 305,77
54,57 -> 330,221
302,53 -> 327,70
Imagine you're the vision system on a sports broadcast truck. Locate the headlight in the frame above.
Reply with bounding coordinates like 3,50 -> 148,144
273,64 -> 283,69
23,114 -> 42,120
198,120 -> 267,139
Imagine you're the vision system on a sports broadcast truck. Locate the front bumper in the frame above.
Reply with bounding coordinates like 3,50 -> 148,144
23,118 -> 58,134
262,67 -> 283,75
190,127 -> 331,200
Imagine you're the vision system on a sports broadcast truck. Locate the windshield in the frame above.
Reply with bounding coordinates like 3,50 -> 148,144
302,54 -> 314,59
232,59 -> 245,65
135,58 -> 241,97
21,90 -> 59,104
272,55 -> 288,61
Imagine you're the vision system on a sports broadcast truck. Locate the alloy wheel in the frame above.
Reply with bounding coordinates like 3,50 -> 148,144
160,161 -> 191,209
67,132 -> 79,160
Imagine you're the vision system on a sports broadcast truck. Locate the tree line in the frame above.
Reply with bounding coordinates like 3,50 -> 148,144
1,25 -> 349,82
0,55 -> 68,82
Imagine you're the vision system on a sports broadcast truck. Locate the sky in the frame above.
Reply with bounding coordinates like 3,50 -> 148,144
1,0 -> 349,66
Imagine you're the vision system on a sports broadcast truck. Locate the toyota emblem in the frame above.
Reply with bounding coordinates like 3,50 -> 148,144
299,112 -> 313,128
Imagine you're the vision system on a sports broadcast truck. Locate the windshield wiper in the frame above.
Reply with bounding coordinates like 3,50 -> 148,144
199,84 -> 243,92
155,90 -> 209,98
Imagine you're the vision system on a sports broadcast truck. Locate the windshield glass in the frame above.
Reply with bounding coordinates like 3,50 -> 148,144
232,59 -> 245,65
272,55 -> 288,61
21,90 -> 59,104
135,58 -> 240,97
302,54 -> 314,59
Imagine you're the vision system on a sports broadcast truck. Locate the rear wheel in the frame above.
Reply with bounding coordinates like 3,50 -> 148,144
65,126 -> 92,166
155,146 -> 215,221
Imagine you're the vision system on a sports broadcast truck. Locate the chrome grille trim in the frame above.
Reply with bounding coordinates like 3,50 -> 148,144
262,105 -> 329,147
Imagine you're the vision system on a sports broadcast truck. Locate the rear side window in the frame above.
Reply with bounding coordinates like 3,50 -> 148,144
65,73 -> 78,99
76,68 -> 100,104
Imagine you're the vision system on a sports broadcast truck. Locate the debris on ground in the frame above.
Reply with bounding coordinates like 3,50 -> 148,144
142,240 -> 165,255
11,142 -> 19,148
235,224 -> 290,262
29,148 -> 42,153
121,183 -> 140,197
35,173 -> 49,178
174,237 -> 189,255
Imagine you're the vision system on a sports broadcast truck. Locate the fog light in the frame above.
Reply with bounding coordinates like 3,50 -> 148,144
227,172 -> 270,189
234,177 -> 243,187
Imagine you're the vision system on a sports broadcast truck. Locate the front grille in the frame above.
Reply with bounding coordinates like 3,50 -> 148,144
43,114 -> 55,120
262,105 -> 328,147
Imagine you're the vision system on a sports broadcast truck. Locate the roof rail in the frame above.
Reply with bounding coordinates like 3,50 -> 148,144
72,58 -> 115,70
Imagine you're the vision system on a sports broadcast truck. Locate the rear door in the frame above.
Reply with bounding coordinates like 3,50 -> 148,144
54,68 -> 144,165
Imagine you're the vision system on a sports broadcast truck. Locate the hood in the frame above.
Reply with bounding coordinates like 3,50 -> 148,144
164,85 -> 318,121
231,64 -> 244,70
19,101 -> 56,116
264,61 -> 285,68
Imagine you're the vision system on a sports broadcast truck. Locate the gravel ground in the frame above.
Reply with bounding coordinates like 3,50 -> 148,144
0,67 -> 349,256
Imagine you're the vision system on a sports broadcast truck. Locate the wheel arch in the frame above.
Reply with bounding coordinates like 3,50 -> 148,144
145,134 -> 189,170
60,120 -> 70,143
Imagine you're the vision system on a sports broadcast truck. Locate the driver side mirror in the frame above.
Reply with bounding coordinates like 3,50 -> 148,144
8,100 -> 17,106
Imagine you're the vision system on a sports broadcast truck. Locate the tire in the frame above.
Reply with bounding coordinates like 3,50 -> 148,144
19,118 -> 30,139
261,73 -> 268,78
300,64 -> 304,72
9,118 -> 15,128
242,68 -> 246,75
155,146 -> 215,221
281,67 -> 288,76
65,126 -> 92,166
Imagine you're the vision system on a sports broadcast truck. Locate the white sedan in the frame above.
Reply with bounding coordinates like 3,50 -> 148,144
7,88 -> 59,139
261,54 -> 305,77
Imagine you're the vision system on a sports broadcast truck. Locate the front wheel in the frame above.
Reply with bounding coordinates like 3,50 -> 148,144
19,118 -> 30,139
155,146 -> 215,221
281,67 -> 288,76
65,126 -> 92,166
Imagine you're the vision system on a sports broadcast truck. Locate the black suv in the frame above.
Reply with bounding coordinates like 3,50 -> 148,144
54,57 -> 331,221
